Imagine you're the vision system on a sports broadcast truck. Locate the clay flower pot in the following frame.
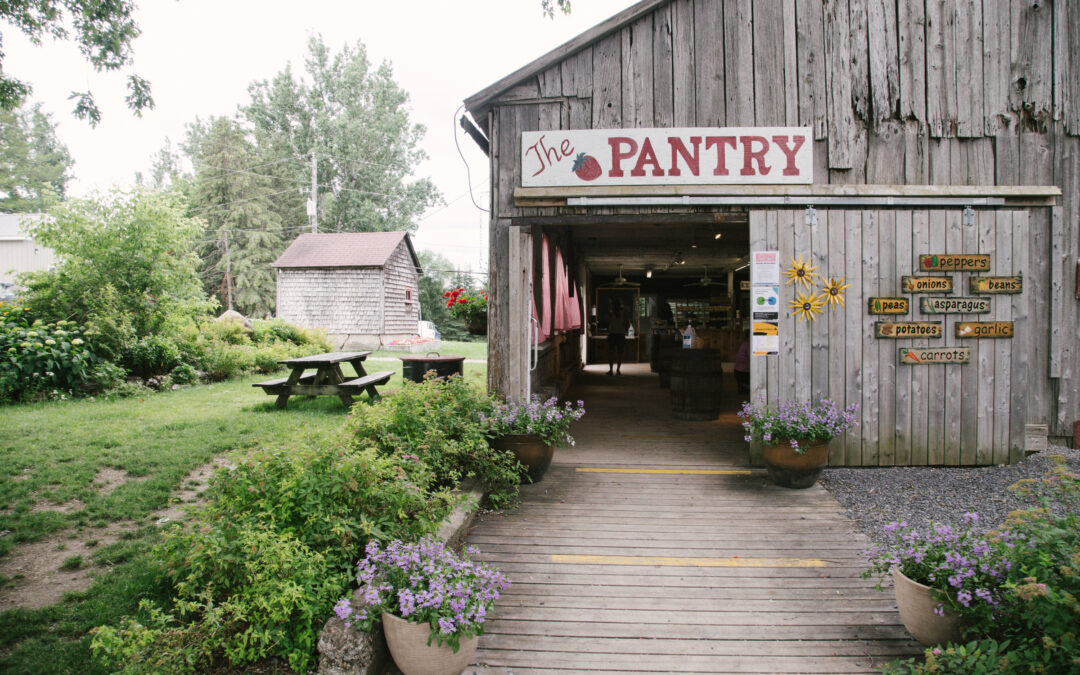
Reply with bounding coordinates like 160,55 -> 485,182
762,440 -> 829,489
892,568 -> 965,646
381,612 -> 479,675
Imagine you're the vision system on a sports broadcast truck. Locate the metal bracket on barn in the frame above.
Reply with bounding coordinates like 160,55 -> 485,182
963,206 -> 976,227
804,206 -> 817,228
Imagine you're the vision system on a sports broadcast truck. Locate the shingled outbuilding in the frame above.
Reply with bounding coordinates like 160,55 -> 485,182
273,232 -> 420,350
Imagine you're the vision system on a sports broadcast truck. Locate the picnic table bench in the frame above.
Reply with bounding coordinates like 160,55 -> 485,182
253,351 -> 392,409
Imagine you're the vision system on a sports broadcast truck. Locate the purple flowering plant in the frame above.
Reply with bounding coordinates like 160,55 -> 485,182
737,398 -> 859,455
483,395 -> 586,447
334,538 -> 509,653
863,513 -> 1012,623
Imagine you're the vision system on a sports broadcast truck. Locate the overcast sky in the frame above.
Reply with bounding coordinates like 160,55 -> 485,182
6,0 -> 633,271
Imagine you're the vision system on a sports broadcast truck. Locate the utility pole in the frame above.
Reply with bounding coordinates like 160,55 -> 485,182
308,150 -> 318,233
224,231 -> 234,310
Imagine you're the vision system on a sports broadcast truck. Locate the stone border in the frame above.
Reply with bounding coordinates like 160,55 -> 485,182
315,481 -> 485,675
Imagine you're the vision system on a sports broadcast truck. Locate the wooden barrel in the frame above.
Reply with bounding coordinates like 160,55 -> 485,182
657,344 -> 680,388
669,349 -> 724,420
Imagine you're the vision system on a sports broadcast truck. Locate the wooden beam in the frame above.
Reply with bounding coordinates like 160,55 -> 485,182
515,184 -> 1061,200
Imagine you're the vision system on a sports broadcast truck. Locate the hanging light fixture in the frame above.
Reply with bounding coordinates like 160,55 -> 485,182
646,269 -> 653,279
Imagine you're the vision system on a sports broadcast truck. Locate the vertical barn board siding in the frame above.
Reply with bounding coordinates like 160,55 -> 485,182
508,227 -> 529,400
772,211 -> 788,405
810,210 -> 830,406
623,17 -> 654,127
982,0 -> 1009,134
925,0 -> 956,137
903,120 -> 928,184
538,66 -> 562,98
652,3 -> 675,128
826,210 -> 847,464
954,0 -> 983,138
795,0 -> 828,138
861,210 -> 880,466
910,210 -> 931,465
824,0 -> 854,168
749,211 -> 767,467
782,0 -> 799,126
592,33 -> 622,129
724,0 -> 754,124
1059,2 -> 1080,134
866,120 -> 904,183
1019,130 -> 1054,428
894,210 -> 914,465
848,0 -> 870,123
671,0 -> 696,126
975,210 -> 997,465
752,0 -> 787,126
844,210 -> 863,465
927,209 -> 947,464
898,0 -> 926,123
794,210 -> 812,404
1053,133 -> 1078,436
960,210 -> 980,465
867,0 -> 899,128
994,211 -> 1014,464
1010,211 -> 1031,461
1010,0 -> 1053,123
560,48 -> 593,98
943,210 -> 963,465
877,209 -> 897,465
693,0 -> 725,125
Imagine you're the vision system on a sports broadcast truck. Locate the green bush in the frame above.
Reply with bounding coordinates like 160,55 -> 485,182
346,375 -> 522,508
122,335 -> 182,378
0,305 -> 97,402
169,362 -> 200,386
882,640 -> 1015,675
198,342 -> 255,381
199,319 -> 251,346
87,360 -> 128,392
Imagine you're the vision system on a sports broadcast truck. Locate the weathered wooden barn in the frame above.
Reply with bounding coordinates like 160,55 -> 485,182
463,0 -> 1079,466
273,231 -> 420,349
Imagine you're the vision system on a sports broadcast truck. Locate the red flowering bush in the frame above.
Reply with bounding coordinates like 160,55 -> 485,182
443,288 -> 488,325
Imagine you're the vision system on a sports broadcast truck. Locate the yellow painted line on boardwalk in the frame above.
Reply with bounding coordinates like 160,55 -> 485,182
575,467 -> 755,475
551,554 -> 826,568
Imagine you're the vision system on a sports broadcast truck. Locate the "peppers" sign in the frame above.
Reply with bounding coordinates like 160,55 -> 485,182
520,127 -> 813,187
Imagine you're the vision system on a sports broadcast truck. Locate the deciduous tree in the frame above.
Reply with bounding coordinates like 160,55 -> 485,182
0,101 -> 72,211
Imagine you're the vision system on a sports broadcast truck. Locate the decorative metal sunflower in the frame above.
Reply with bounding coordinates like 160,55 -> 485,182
821,276 -> 851,309
790,291 -> 826,322
783,255 -> 820,289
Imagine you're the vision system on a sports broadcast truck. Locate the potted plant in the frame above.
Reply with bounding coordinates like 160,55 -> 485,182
484,395 -> 586,482
863,513 -> 1008,646
334,538 -> 509,675
444,288 -> 488,335
738,398 -> 858,488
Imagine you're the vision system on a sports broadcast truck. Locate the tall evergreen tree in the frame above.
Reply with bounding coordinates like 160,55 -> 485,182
245,35 -> 440,234
188,117 -> 284,318
0,102 -> 72,212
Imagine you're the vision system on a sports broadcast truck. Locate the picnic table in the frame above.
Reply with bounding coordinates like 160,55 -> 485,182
252,351 -> 393,409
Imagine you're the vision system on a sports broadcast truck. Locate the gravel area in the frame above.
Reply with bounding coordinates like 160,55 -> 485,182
819,446 -> 1080,547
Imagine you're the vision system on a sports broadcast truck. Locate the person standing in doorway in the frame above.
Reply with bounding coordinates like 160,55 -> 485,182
606,300 -> 630,376
734,328 -> 751,395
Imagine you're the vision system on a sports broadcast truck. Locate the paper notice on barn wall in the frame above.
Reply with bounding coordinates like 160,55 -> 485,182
521,127 -> 813,187
750,250 -> 780,356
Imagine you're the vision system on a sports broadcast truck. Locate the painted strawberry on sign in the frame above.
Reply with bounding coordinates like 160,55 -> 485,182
571,152 -> 602,181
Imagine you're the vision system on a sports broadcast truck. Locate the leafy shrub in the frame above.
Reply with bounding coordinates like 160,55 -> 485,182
122,335 -> 182,378
0,305 -> 97,402
252,318 -> 311,346
169,362 -> 200,386
346,375 -> 522,508
198,342 -> 255,381
199,318 -> 251,346
882,640 -> 1015,675
87,361 -> 128,392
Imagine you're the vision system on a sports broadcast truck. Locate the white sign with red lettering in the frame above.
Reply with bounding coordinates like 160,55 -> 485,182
520,127 -> 812,187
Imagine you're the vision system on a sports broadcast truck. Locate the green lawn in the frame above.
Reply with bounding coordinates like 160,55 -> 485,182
368,338 -> 488,361
0,360 -> 486,674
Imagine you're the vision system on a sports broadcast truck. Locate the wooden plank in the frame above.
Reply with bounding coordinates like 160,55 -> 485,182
1010,211 -> 1030,462
652,2 -> 674,128
827,210 -> 847,465
724,0 -> 754,124
560,48 -> 593,99
1057,2 -> 1080,134
1019,131 -> 1053,430
877,210 -> 897,466
910,211 -> 930,465
844,210 -> 863,464
954,0 -> 983,138
874,322 -> 942,339
795,0 -> 828,138
975,210 -> 996,465
867,297 -> 909,315
994,211 -> 1013,463
926,210 -> 947,463
1010,0 -> 1053,123
782,0 -> 799,127
794,209 -> 813,404
623,17 -> 654,127
671,0 -> 696,126
772,210 -> 788,405
960,207 -> 980,465
753,0 -> 788,126
899,347 -> 972,365
810,209 -> 830,405
982,0 -> 1010,134
925,0 -> 956,137
861,210 -> 880,465
866,120 -> 904,183
749,211 -> 767,466
693,0 -> 725,125
592,32 -> 622,129
867,0 -> 899,127
897,0 -> 926,122
918,253 -> 990,271
894,210 -> 914,465
848,0 -> 870,122
538,66 -> 562,99
824,0 -> 854,169
943,209 -> 963,465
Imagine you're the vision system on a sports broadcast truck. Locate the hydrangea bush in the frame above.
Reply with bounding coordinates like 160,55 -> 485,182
484,395 -> 586,447
335,538 -> 510,653
738,398 -> 859,454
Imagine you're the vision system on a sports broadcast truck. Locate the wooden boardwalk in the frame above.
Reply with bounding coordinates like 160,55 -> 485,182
465,363 -> 920,673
